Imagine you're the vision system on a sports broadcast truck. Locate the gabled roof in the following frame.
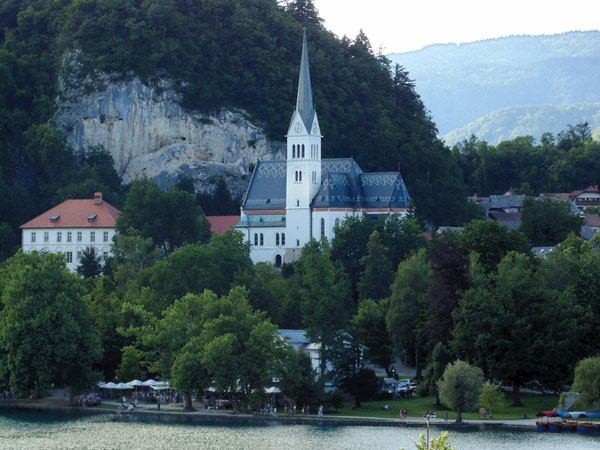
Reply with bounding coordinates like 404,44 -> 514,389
241,157 -> 410,211
20,195 -> 121,229
242,160 -> 287,210
489,211 -> 521,229
583,214 -> 600,228
206,215 -> 240,233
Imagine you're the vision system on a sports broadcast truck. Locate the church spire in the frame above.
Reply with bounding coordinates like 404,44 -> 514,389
295,29 -> 315,131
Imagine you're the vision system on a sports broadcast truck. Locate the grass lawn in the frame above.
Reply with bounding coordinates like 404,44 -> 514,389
329,392 -> 558,421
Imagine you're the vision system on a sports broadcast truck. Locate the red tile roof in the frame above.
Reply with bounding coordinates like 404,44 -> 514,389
20,194 -> 121,229
206,215 -> 240,233
583,214 -> 600,228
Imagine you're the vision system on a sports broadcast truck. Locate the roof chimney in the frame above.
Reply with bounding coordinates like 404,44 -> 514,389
94,192 -> 103,205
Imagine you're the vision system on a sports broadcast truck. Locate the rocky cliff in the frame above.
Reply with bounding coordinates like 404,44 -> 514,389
55,79 -> 284,196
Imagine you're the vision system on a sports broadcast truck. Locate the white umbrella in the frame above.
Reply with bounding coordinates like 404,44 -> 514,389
142,379 -> 162,387
102,382 -> 118,389
150,385 -> 170,391
127,380 -> 144,387
265,386 -> 281,394
114,383 -> 134,390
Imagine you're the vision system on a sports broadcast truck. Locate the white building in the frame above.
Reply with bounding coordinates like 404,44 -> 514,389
235,32 -> 411,265
20,192 -> 121,271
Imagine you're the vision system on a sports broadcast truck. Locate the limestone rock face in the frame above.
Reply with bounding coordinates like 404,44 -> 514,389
55,79 -> 283,196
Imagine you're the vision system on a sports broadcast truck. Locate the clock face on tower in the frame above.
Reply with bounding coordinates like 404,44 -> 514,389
294,121 -> 302,133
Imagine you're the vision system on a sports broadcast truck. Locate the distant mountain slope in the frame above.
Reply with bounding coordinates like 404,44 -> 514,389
444,103 -> 600,146
388,31 -> 600,135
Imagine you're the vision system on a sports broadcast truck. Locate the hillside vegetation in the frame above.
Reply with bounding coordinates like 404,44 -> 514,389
444,103 -> 600,146
389,31 -> 600,135
0,0 -> 474,249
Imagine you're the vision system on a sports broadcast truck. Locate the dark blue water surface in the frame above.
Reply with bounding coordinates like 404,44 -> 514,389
1,410 -> 599,449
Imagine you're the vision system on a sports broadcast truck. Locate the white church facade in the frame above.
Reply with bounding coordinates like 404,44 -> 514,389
235,32 -> 411,265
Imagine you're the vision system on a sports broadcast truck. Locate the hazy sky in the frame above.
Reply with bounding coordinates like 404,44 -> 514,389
315,0 -> 599,53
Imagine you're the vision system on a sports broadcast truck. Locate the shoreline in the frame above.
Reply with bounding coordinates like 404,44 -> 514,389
0,400 -> 538,431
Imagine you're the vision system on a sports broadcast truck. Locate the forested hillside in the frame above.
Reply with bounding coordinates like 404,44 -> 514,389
389,31 -> 600,135
444,103 -> 600,146
0,0 -> 474,257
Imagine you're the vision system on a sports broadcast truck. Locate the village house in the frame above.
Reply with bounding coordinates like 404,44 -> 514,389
20,192 -> 121,271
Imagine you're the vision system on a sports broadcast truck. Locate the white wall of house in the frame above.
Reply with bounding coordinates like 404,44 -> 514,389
21,227 -> 116,271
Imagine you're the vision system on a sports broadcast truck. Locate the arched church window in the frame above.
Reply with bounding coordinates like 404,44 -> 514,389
299,171 -> 302,181
254,233 -> 258,246
295,171 -> 298,182
282,233 -> 286,245
296,200 -> 299,207
320,218 -> 325,237
260,233 -> 264,246
276,233 -> 280,246
296,239 -> 300,247
292,145 -> 295,158
275,254 -> 282,267
302,144 -> 305,158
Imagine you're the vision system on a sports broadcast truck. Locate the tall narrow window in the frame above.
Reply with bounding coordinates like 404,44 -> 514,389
254,233 -> 258,246
44,231 -> 49,242
90,231 -> 95,242
299,171 -> 302,181
103,231 -> 109,242
57,232 -> 62,242
292,145 -> 295,158
67,232 -> 72,242
296,239 -> 300,247
66,252 -> 73,263
77,231 -> 82,242
276,233 -> 280,246
302,144 -> 305,158
260,233 -> 264,246
282,233 -> 286,245
31,232 -> 36,243
320,218 -> 325,237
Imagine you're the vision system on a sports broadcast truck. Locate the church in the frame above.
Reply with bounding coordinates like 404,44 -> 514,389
234,32 -> 411,266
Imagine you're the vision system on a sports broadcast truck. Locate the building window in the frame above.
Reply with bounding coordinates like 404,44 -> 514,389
44,231 -> 49,242
296,239 -> 300,247
31,232 -> 36,243
299,171 -> 302,182
320,218 -> 325,237
90,231 -> 95,242
301,144 -> 305,158
67,232 -> 72,242
295,171 -> 298,182
103,231 -> 109,242
281,233 -> 286,245
77,251 -> 82,260
66,252 -> 73,263
296,200 -> 299,207
77,231 -> 82,242
254,233 -> 258,246
260,233 -> 264,246
276,233 -> 280,246
103,252 -> 108,261
57,231 -> 62,242
292,145 -> 295,158
335,218 -> 340,228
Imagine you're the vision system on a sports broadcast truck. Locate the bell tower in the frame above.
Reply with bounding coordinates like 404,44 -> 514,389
286,30 -> 322,250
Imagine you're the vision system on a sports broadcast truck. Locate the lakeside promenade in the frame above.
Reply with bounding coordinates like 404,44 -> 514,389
0,399 -> 538,430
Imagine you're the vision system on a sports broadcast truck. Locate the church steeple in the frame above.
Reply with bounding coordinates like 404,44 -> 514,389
296,29 -> 315,131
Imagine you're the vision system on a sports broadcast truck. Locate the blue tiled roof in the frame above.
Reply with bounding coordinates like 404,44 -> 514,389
234,214 -> 286,228
242,157 -> 410,211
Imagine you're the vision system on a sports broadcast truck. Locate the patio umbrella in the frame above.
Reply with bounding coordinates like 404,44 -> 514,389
114,383 -> 134,390
142,379 -> 162,387
127,380 -> 144,387
102,382 -> 118,389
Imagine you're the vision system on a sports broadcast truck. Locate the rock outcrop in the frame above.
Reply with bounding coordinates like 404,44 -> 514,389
55,79 -> 284,196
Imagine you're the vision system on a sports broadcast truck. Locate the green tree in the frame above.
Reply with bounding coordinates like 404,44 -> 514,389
452,252 -> 588,406
0,251 -> 101,401
418,342 -> 453,404
520,197 -> 583,246
278,346 -> 321,408
171,338 -> 209,411
116,345 -> 143,382
437,360 -> 483,423
77,246 -> 103,278
351,299 -> 392,374
572,357 -> 600,409
412,431 -> 455,450
297,239 -> 353,380
116,179 -> 211,254
459,219 -> 530,272
358,231 -> 393,301
479,381 -> 505,418
386,249 -> 432,379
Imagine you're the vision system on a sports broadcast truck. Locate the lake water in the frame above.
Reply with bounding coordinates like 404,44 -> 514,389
1,410 -> 599,449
